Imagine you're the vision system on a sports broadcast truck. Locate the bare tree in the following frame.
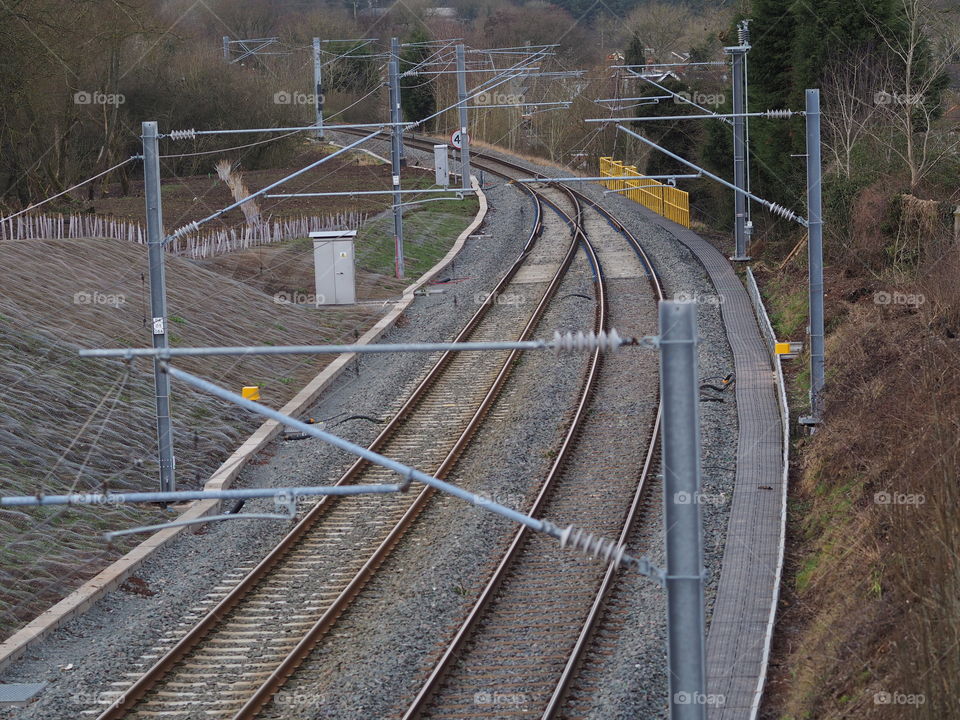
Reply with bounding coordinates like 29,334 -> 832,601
821,51 -> 884,178
622,3 -> 695,63
866,0 -> 960,190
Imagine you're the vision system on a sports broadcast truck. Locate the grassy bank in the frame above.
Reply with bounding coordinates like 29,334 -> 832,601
758,222 -> 959,719
0,175 -> 480,641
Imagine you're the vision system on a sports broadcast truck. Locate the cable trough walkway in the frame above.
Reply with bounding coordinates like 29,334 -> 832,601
625,205 -> 786,719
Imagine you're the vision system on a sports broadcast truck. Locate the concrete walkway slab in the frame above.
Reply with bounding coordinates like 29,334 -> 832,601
624,209 -> 786,720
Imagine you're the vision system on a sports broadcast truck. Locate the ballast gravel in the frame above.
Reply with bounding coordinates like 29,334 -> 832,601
1,140 -> 740,720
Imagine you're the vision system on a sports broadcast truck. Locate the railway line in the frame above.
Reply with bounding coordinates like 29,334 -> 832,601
89,139 -> 667,720
385,137 -> 666,719
92,147 -> 595,719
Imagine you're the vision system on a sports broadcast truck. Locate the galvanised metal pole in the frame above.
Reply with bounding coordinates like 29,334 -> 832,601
223,36 -> 230,61
728,46 -> 750,261
142,121 -> 175,493
456,43 -> 472,191
172,123 -> 412,138
2,484 -> 402,508
392,36 -> 406,166
313,37 -> 324,140
803,88 -> 825,426
659,300 -> 706,720
388,53 -> 405,278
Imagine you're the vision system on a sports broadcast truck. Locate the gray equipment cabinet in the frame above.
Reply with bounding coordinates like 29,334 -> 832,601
310,230 -> 357,305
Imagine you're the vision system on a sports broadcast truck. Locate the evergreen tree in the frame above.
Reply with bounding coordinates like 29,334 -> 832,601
625,33 -> 646,68
746,0 -> 801,207
624,33 -> 701,176
399,30 -> 437,130
746,0 -> 947,205
636,79 -> 703,177
790,0 -> 899,104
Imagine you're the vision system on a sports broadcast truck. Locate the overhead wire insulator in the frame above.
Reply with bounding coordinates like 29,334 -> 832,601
558,525 -> 628,569
166,221 -> 200,243
169,128 -> 197,141
551,328 -> 627,354
765,202 -> 798,223
764,109 -> 795,119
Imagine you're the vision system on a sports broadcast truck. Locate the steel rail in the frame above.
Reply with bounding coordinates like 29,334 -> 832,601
95,160 -> 547,720
488,164 -> 669,720
541,195 -> 666,718
387,133 -> 667,720
399,179 -> 607,719
234,171 -> 589,719
488,164 -> 668,720
543,412 -> 662,718
97,146 -> 593,720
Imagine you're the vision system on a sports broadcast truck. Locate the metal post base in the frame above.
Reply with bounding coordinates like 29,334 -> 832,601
729,255 -> 752,262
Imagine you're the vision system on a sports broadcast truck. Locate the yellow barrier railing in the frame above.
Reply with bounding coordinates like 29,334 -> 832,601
599,156 -> 690,228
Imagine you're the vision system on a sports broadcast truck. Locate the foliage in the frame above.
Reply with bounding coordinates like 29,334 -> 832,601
745,0 -> 802,208
325,41 -> 381,95
747,0 -> 951,207
697,111 -> 735,228
620,35 -> 704,177
399,29 -> 438,130
0,1 -> 306,206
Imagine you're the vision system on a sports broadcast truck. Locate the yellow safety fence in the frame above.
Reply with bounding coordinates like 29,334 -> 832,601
599,156 -> 691,228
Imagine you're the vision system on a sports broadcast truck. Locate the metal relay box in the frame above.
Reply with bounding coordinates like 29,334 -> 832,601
310,230 -> 357,305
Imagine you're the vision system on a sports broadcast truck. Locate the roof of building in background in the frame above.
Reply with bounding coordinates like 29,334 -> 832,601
361,6 -> 456,17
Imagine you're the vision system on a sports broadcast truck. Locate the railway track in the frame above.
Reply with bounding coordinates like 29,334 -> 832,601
93,151 -> 604,720
378,136 -> 662,720
382,136 -> 666,720
554,468 -> 665,719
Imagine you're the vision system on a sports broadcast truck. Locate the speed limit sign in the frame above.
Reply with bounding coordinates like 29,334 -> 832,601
451,129 -> 468,150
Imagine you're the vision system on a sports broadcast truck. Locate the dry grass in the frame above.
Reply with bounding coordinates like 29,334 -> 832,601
214,160 -> 262,225
763,248 -> 960,718
0,236 -> 380,638
847,183 -> 895,273
0,163 -> 481,640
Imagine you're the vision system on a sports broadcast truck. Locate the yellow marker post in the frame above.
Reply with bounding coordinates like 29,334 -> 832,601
242,386 -> 261,401
775,342 -> 791,355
